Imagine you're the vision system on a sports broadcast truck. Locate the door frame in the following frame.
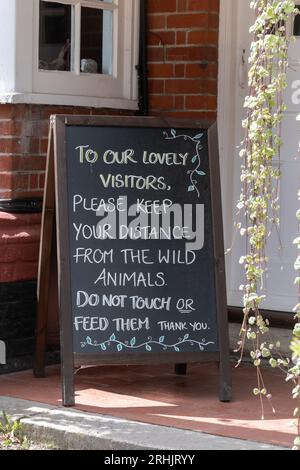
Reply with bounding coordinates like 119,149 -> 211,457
217,0 -> 240,301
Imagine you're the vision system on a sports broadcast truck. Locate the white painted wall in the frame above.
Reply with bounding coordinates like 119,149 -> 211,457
218,0 -> 300,313
0,0 -> 17,93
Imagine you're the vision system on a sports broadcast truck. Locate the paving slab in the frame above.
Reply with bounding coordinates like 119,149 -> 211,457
0,397 -> 288,451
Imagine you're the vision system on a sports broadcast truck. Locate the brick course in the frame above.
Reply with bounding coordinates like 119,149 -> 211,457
0,212 -> 41,283
0,105 -> 134,200
0,106 -> 134,284
148,0 -> 219,119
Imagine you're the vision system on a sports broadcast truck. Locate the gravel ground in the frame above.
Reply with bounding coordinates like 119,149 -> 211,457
0,434 -> 54,450
0,438 -> 55,451
0,442 -> 49,450
0,409 -> 56,451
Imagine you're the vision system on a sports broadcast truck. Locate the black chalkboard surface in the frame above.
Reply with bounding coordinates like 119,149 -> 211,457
37,115 -> 231,406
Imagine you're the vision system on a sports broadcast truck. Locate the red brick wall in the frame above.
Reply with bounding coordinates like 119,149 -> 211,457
0,212 -> 41,283
148,0 -> 219,119
0,104 -> 133,283
0,104 -> 133,201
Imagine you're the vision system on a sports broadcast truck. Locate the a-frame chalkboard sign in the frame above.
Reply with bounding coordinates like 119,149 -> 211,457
34,115 -> 232,406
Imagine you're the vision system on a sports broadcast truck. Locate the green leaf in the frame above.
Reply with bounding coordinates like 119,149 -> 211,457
262,348 -> 271,358
294,437 -> 300,446
194,133 -> 203,140
293,408 -> 300,418
2,411 -> 9,427
293,324 -> 300,338
295,256 -> 300,270
269,358 -> 277,368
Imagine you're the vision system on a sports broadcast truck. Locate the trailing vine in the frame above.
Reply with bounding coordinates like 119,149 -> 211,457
291,197 -> 300,449
237,0 -> 299,442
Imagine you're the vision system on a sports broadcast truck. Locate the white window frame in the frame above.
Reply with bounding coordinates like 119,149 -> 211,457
0,0 -> 139,109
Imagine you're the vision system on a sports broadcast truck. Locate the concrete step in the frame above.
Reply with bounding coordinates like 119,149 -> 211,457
0,396 -> 288,451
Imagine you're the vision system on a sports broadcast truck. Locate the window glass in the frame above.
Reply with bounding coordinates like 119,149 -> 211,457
294,6 -> 300,36
80,7 -> 113,75
39,1 -> 72,71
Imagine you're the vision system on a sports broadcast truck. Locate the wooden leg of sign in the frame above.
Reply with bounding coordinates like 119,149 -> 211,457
59,241 -> 75,407
54,117 -> 75,407
34,225 -> 56,378
216,275 -> 232,402
208,123 -> 232,402
174,363 -> 187,375
219,355 -> 232,402
34,127 -> 56,378
217,290 -> 232,402
60,287 -> 75,407
62,368 -> 75,407
34,289 -> 48,379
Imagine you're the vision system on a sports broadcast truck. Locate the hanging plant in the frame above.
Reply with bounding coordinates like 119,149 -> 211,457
290,194 -> 300,449
237,0 -> 299,436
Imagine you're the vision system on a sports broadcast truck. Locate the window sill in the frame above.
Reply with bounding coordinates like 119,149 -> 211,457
0,92 -> 138,110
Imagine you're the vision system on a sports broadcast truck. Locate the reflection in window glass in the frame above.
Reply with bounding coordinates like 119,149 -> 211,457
39,1 -> 72,71
80,7 -> 113,75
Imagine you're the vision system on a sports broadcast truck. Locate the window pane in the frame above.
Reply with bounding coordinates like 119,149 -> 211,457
39,1 -> 72,71
80,7 -> 113,75
294,6 -> 300,36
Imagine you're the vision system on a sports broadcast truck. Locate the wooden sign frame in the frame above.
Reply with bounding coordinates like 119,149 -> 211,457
34,115 -> 232,406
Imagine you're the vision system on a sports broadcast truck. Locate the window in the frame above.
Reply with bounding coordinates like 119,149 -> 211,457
34,0 -> 139,106
39,0 -> 114,75
0,0 -> 139,109
39,2 -> 72,71
294,5 -> 300,36
80,6 -> 113,75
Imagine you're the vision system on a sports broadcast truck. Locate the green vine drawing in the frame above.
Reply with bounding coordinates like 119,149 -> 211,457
163,129 -> 205,198
80,334 -> 215,352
